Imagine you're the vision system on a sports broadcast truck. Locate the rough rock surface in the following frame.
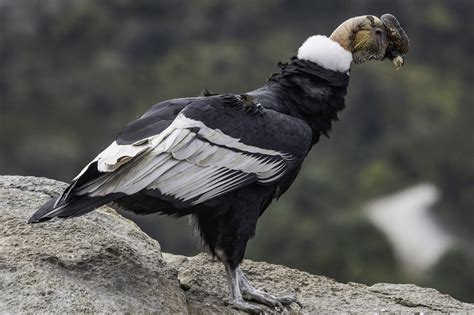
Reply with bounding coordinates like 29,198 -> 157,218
163,253 -> 474,314
1,175 -> 473,314
0,176 -> 186,313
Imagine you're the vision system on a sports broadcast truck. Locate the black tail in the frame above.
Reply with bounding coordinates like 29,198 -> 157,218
28,194 -> 121,223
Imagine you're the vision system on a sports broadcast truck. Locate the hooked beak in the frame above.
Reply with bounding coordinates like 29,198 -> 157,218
393,55 -> 404,70
387,49 -> 404,70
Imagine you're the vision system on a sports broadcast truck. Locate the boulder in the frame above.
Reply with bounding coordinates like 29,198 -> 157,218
0,176 -> 186,313
1,176 -> 472,314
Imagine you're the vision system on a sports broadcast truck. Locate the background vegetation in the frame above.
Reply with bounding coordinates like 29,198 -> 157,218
1,0 -> 472,302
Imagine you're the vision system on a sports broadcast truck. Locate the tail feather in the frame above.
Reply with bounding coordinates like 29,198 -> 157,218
28,194 -> 122,223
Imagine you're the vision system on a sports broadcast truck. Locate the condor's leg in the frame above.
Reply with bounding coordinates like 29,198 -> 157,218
215,249 -> 264,314
195,186 -> 282,313
237,266 -> 303,309
195,208 -> 264,313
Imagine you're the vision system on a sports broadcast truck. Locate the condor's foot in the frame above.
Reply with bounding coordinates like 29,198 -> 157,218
241,286 -> 302,311
225,298 -> 264,314
238,267 -> 303,311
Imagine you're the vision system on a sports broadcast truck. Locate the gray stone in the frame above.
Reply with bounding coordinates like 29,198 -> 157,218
0,176 -> 186,314
1,175 -> 473,314
163,253 -> 474,314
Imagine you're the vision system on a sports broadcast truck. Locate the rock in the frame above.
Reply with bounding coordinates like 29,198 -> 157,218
0,176 -> 186,313
163,253 -> 474,314
1,175 -> 473,314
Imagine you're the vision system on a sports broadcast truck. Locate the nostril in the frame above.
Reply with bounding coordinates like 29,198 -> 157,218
375,29 -> 382,35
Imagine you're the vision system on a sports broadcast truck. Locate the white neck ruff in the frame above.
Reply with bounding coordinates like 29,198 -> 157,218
297,35 -> 352,73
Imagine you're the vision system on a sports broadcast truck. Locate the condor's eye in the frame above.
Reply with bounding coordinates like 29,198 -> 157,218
375,28 -> 383,35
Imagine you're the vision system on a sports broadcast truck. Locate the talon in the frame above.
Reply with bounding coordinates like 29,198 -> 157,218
227,300 -> 265,314
278,295 -> 303,308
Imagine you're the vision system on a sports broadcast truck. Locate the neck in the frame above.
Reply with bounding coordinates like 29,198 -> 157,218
297,35 -> 352,73
250,58 -> 350,144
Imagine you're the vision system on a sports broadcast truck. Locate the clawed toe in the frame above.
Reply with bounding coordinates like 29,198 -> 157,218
242,290 -> 283,311
277,295 -> 303,308
241,288 -> 302,312
225,299 -> 265,314
233,266 -> 302,313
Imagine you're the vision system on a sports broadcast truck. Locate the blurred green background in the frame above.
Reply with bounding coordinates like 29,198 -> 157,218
1,0 -> 473,303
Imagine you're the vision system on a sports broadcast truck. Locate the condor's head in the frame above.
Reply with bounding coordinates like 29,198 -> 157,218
330,14 -> 410,69
297,14 -> 409,72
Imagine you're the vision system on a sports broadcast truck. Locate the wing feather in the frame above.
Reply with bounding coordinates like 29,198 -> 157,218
73,111 -> 296,208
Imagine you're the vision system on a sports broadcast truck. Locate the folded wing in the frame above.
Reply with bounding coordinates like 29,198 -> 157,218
30,94 -> 312,222
72,110 -> 296,208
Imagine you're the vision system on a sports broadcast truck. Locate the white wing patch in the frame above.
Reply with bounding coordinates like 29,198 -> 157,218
74,113 -> 293,206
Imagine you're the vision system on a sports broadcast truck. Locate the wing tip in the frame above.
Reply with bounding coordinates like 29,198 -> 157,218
28,197 -> 60,224
27,215 -> 52,224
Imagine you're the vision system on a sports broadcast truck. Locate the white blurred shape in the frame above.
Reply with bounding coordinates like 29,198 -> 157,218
365,183 -> 455,274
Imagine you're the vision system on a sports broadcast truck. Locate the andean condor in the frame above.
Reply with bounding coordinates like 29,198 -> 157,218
29,14 -> 409,313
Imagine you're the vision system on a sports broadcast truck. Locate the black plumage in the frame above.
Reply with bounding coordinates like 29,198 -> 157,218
27,10 -> 412,311
29,57 -> 349,312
